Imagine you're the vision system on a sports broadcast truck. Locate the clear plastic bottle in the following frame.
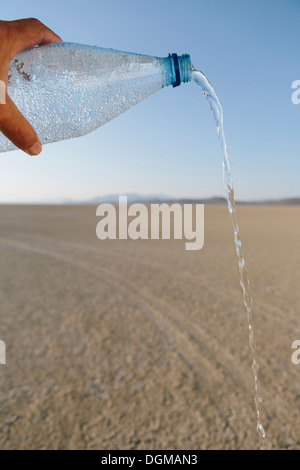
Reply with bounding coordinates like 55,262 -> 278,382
0,42 -> 192,152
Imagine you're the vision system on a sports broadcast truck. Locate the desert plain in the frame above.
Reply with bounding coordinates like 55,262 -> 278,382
0,204 -> 299,449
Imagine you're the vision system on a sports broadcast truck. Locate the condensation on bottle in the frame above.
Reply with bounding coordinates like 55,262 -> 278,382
0,42 -> 192,152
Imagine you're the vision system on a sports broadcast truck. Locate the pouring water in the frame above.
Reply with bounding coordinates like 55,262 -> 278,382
192,66 -> 266,449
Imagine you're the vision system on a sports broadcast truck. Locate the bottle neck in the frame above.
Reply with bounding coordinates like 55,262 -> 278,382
168,53 -> 192,87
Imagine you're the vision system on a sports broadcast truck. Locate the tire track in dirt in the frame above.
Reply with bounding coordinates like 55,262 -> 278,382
0,236 -> 259,431
1,234 -> 291,447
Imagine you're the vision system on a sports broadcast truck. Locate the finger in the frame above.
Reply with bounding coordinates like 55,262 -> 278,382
0,95 -> 42,155
4,18 -> 62,60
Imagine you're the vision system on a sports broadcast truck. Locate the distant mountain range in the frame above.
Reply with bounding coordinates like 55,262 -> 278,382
59,194 -> 300,205
80,193 -> 171,204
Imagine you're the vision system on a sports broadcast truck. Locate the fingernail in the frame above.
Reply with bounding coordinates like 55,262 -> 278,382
27,139 -> 42,156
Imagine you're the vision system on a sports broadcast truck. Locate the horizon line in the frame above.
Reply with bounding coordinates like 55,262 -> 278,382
0,195 -> 300,205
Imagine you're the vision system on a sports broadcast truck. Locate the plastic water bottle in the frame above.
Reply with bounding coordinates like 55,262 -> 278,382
0,42 -> 192,153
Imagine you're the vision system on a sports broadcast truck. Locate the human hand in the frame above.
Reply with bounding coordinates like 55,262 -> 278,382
0,18 -> 61,155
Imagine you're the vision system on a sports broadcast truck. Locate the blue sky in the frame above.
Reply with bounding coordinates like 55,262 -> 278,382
0,0 -> 299,202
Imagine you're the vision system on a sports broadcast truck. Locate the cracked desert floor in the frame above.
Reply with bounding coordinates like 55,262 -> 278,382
0,204 -> 299,449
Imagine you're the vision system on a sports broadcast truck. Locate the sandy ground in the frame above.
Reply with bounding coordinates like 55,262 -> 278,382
0,204 -> 299,450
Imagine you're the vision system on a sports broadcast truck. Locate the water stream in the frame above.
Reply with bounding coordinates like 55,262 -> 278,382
192,67 -> 266,449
